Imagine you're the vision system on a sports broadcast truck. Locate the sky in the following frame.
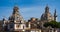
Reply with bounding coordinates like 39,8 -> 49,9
0,0 -> 60,21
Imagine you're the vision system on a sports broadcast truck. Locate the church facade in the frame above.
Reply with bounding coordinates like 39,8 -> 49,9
2,5 -> 59,32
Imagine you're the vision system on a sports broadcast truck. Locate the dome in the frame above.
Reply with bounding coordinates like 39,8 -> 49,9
41,12 -> 54,21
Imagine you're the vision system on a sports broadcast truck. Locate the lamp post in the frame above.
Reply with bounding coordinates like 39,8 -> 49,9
22,29 -> 25,32
22,25 -> 25,32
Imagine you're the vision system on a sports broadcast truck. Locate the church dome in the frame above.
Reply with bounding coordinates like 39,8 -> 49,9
41,5 -> 54,21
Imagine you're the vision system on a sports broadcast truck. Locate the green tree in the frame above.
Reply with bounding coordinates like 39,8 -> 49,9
44,20 -> 60,28
43,20 -> 60,32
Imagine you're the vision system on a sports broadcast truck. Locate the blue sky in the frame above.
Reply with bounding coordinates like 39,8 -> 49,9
0,0 -> 60,21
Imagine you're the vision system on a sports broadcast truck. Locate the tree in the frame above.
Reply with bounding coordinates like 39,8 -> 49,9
43,20 -> 60,32
57,22 -> 60,28
44,20 -> 60,28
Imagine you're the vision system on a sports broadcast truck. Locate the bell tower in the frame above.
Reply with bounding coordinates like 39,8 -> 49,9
9,5 -> 24,23
8,6 -> 26,31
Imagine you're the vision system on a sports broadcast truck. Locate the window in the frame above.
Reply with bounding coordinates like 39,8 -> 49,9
16,24 -> 20,28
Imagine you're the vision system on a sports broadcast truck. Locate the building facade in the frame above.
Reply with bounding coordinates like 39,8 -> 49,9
2,5 -> 59,32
